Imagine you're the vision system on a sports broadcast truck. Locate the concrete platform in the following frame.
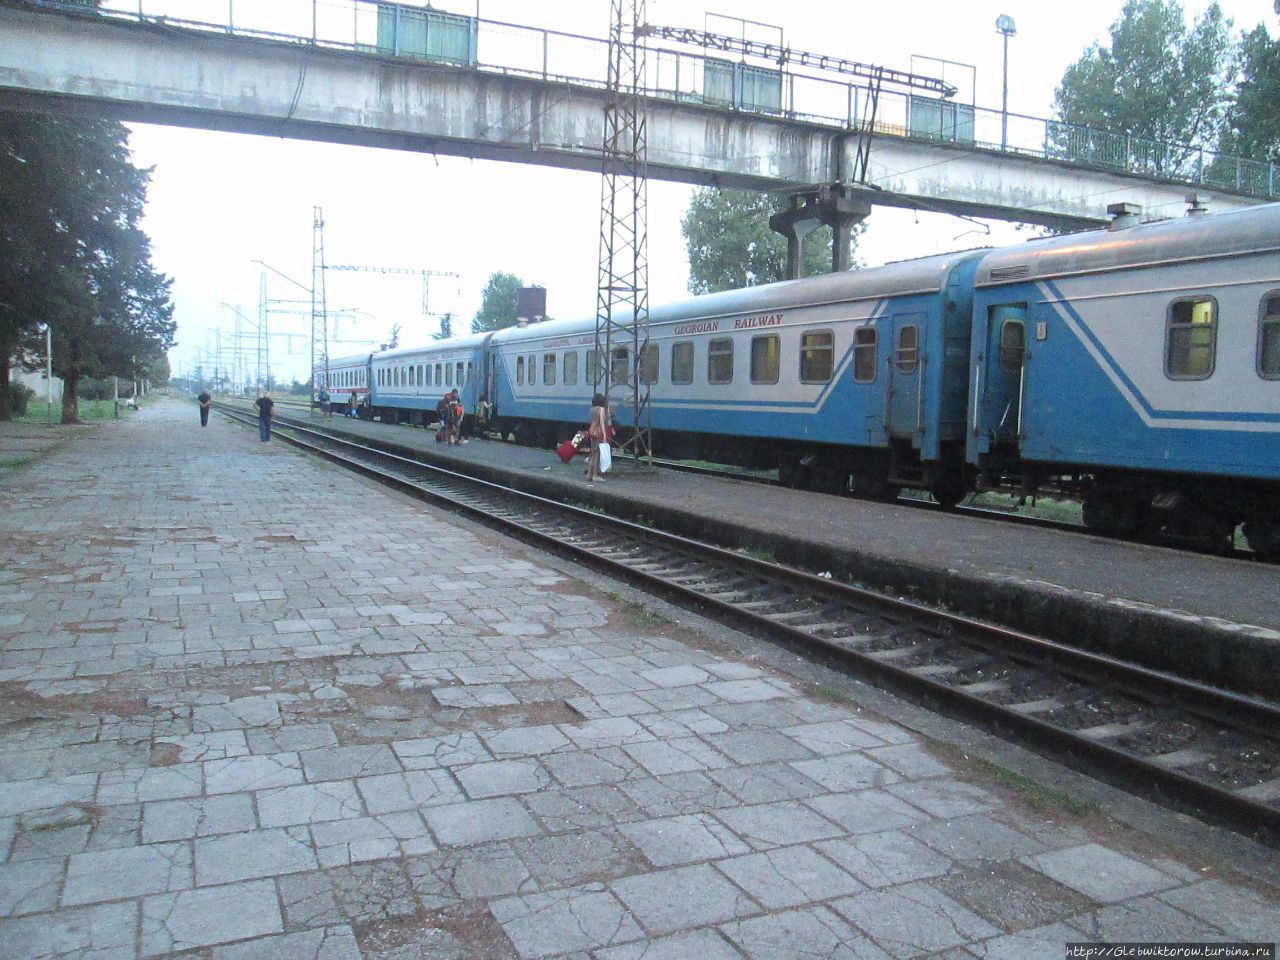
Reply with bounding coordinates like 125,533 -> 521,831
283,406 -> 1280,699
1,400 -> 1277,959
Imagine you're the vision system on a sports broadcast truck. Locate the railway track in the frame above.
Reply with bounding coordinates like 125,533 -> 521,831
219,402 -> 1280,845
251,398 -> 1258,559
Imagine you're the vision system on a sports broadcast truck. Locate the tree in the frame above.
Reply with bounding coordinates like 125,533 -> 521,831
680,189 -> 860,295
1218,21 -> 1280,162
471,272 -> 522,333
1053,0 -> 1236,178
0,113 -> 174,423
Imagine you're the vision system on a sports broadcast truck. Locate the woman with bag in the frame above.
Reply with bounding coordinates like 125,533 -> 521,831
586,393 -> 609,482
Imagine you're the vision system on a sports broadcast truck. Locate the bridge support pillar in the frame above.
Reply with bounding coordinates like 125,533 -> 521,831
769,185 -> 871,278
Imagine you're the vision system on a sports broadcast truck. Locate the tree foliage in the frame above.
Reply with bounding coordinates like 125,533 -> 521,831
680,189 -> 860,295
471,272 -> 522,333
1219,21 -> 1280,162
1053,0 -> 1235,175
0,112 -> 174,423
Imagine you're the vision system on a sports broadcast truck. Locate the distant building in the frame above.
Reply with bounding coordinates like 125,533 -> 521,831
7,363 -> 63,403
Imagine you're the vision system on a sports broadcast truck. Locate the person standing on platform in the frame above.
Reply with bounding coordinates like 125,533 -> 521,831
254,392 -> 275,442
348,393 -> 359,418
586,392 -> 608,482
471,393 -> 491,440
197,389 -> 211,428
451,390 -> 465,445
436,391 -> 454,442
318,386 -> 331,418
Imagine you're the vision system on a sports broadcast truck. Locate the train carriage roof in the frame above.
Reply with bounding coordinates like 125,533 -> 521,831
489,248 -> 988,346
370,332 -> 491,362
328,351 -> 374,367
975,202 -> 1280,287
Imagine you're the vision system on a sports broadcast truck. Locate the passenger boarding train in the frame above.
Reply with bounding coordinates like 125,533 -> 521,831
325,202 -> 1280,559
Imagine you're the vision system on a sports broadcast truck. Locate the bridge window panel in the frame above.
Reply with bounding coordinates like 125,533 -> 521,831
999,320 -> 1026,373
611,348 -> 630,383
516,355 -> 524,386
639,344 -> 659,385
895,326 -> 919,374
1259,293 -> 1280,379
671,341 -> 694,384
708,338 -> 734,384
564,351 -> 579,386
800,330 -> 834,382
543,354 -> 557,386
750,335 -> 780,384
853,327 -> 877,383
1166,297 -> 1217,380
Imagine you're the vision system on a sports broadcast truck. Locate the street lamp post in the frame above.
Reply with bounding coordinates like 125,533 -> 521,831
996,14 -> 1016,152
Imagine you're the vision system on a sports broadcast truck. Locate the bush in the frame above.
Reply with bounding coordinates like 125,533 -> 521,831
7,382 -> 33,416
77,377 -> 118,401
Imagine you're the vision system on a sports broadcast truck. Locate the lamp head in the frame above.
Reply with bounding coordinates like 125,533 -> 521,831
996,14 -> 1016,36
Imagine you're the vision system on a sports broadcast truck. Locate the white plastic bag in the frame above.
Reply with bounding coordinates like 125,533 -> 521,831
598,441 -> 612,473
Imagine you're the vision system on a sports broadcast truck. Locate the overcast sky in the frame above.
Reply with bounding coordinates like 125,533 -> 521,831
120,0 -> 1279,385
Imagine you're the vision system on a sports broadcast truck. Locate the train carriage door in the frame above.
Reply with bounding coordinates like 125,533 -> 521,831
885,312 -> 925,440
977,304 -> 1028,452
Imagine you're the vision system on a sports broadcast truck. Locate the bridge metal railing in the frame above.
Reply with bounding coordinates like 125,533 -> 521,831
27,0 -> 1280,200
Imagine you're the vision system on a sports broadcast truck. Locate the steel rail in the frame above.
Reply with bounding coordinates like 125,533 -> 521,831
217,402 -> 1280,845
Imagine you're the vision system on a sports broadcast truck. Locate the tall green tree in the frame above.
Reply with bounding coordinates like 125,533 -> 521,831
1053,0 -> 1236,177
681,189 -> 860,295
1218,21 -> 1280,162
471,272 -> 522,333
2,114 -> 174,423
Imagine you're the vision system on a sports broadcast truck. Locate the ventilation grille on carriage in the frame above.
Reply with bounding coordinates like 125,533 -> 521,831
988,264 -> 1031,281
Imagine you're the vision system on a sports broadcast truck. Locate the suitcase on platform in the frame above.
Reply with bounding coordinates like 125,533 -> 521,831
555,439 -> 577,464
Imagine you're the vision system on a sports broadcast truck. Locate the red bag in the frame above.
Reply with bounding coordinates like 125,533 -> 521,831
555,439 -> 578,464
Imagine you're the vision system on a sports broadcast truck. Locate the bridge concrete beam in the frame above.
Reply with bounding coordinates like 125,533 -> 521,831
0,6 -> 1262,230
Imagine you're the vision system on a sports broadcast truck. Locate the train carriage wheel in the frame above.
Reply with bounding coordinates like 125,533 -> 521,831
1242,519 -> 1280,562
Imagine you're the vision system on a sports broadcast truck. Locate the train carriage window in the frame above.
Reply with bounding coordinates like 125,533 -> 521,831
543,353 -> 557,386
586,349 -> 600,384
445,363 -> 453,387
750,335 -> 780,384
895,326 -> 919,374
1259,293 -> 1280,379
611,348 -> 629,383
639,343 -> 659,385
528,354 -> 538,386
564,351 -> 579,386
456,362 -> 464,386
671,341 -> 694,384
425,365 -> 433,387
466,362 -> 473,384
999,320 -> 1026,373
853,327 -> 877,383
800,330 -> 834,382
516,355 -> 524,386
1166,297 -> 1217,380
708,338 -> 734,384
419,364 -> 426,385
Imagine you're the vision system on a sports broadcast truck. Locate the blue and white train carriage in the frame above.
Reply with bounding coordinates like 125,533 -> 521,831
485,250 -> 984,503
366,334 -> 488,424
968,203 -> 1280,555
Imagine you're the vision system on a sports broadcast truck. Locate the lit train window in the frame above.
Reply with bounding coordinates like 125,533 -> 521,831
671,342 -> 693,384
999,321 -> 1026,373
801,330 -> 834,382
1166,297 -> 1216,380
853,327 -> 877,383
543,354 -> 557,386
708,338 -> 734,384
1259,294 -> 1280,380
750,335 -> 779,384
895,326 -> 919,374
564,351 -> 579,386
639,344 -> 659,385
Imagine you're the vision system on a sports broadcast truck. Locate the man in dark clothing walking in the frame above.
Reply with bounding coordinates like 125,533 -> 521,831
197,390 -> 211,427
254,393 -> 275,442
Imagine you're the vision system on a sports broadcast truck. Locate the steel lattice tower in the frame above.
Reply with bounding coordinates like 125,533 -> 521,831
311,206 -> 329,397
594,0 -> 651,463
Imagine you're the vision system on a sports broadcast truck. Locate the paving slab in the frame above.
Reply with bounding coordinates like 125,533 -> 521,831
0,402 -> 1277,960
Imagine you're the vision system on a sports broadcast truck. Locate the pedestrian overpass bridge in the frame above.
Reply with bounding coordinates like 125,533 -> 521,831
0,0 -> 1274,230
